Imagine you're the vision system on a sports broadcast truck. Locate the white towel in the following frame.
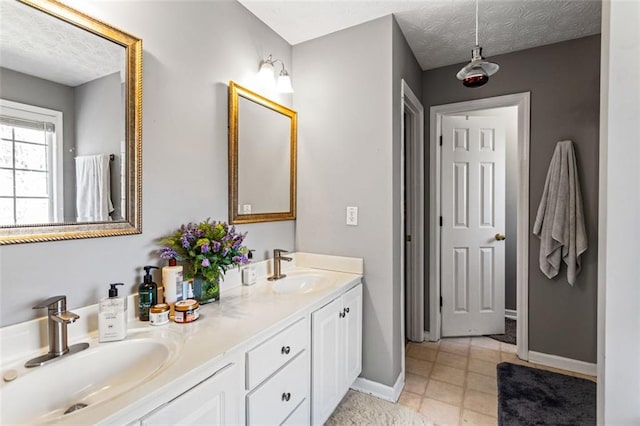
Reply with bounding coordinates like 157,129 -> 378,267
75,154 -> 114,222
533,140 -> 587,285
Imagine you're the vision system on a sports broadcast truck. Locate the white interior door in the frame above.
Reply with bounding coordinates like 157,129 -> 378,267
441,115 -> 506,336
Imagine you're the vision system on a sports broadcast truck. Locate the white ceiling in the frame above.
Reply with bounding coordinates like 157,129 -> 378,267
238,0 -> 601,70
0,0 -> 124,87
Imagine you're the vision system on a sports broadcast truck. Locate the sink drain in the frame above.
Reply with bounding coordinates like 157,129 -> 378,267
64,403 -> 88,415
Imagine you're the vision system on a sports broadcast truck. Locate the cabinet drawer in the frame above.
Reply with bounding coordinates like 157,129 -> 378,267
281,398 -> 309,426
246,317 -> 308,390
247,350 -> 309,426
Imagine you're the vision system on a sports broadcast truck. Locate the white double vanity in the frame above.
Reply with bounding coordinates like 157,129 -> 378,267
0,253 -> 363,425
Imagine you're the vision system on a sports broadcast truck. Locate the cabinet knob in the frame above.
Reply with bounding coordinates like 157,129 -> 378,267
281,345 -> 291,355
281,392 -> 291,402
339,311 -> 345,318
344,307 -> 350,314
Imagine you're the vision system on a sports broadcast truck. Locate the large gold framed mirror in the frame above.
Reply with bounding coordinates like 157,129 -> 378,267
228,81 -> 296,224
0,0 -> 142,244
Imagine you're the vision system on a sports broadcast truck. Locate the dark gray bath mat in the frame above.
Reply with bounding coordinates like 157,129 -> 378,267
497,362 -> 596,426
487,318 -> 516,345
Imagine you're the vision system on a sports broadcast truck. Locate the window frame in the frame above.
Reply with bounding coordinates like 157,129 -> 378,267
0,98 -> 64,224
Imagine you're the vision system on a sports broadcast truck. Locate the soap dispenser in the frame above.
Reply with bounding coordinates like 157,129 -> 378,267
99,283 -> 127,342
139,266 -> 159,321
242,250 -> 257,285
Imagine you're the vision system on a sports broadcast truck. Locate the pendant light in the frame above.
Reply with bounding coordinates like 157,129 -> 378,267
456,0 -> 499,88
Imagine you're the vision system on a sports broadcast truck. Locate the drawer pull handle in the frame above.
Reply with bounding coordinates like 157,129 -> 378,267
281,346 -> 291,355
344,307 -> 350,314
339,311 -> 345,318
282,392 -> 291,402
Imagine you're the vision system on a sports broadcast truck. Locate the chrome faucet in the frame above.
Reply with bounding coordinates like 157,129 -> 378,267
268,249 -> 292,281
25,296 -> 89,368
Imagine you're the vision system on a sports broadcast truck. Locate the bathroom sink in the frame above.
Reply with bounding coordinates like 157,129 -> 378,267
0,330 -> 182,424
272,274 -> 326,294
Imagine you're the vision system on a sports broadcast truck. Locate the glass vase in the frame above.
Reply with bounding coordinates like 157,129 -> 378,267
193,273 -> 220,304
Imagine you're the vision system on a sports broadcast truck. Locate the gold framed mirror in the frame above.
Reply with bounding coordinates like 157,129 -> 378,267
0,0 -> 142,244
228,81 -> 296,224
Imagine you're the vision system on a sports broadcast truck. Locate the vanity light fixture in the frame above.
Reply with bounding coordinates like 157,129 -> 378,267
258,54 -> 294,93
456,0 -> 499,88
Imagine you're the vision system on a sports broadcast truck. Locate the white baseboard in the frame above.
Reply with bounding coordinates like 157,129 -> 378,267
528,351 -> 597,376
423,331 -> 430,340
350,371 -> 404,403
505,309 -> 517,320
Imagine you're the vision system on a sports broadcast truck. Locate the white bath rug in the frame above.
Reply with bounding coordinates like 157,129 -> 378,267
326,390 -> 433,426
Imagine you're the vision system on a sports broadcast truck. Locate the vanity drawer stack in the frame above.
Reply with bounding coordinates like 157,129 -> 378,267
245,317 -> 310,425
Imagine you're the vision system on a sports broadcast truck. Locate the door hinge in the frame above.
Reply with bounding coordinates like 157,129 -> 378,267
439,135 -> 443,146
440,296 -> 443,308
439,216 -> 443,227
406,234 -> 412,242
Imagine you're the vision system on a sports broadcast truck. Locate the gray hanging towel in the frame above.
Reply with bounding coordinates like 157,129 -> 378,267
533,140 -> 587,285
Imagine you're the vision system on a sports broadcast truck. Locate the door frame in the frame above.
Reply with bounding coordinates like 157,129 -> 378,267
429,92 -> 530,360
400,79 -> 425,356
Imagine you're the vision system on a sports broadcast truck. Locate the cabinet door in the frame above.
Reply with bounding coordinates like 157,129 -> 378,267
311,297 -> 343,426
141,363 -> 241,426
342,284 -> 363,388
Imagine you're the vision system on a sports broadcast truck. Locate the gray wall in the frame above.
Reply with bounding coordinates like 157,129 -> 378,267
75,72 -> 123,220
294,15 -> 423,388
0,0 -> 295,326
294,16 -> 397,386
0,67 -> 77,221
423,35 -> 600,363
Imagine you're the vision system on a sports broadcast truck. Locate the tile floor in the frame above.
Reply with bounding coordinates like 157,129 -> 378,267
398,336 -> 596,426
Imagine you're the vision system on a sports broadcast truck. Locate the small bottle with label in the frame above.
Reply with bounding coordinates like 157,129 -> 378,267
139,266 -> 159,321
99,283 -> 127,342
242,250 -> 257,285
162,259 -> 183,319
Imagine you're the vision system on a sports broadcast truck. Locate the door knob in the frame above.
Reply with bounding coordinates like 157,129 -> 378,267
495,233 -> 506,241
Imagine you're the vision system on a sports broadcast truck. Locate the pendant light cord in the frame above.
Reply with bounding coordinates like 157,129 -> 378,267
475,0 -> 479,46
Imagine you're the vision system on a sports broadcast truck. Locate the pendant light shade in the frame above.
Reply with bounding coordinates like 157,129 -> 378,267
456,46 -> 499,87
457,0 -> 499,88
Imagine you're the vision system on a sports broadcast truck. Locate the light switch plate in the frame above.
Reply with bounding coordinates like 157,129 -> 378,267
242,204 -> 252,214
346,206 -> 358,226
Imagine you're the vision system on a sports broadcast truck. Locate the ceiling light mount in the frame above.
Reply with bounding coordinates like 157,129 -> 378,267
258,54 -> 293,93
456,0 -> 499,88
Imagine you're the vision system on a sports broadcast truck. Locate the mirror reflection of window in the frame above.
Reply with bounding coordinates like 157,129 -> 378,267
0,99 -> 63,225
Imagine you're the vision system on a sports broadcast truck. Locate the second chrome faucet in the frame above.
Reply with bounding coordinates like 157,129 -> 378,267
268,249 -> 292,281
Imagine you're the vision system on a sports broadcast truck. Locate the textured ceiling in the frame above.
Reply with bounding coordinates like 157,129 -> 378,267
238,0 -> 601,70
0,0 -> 124,87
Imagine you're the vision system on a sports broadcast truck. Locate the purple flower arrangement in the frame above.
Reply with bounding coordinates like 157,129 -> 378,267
160,219 -> 249,283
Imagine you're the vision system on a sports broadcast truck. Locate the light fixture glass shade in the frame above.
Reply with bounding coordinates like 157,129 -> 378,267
277,70 -> 294,93
456,46 -> 499,87
258,61 -> 275,87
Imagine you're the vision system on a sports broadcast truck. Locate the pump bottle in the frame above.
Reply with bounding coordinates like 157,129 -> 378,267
139,266 -> 159,321
162,258 -> 183,318
99,283 -> 127,342
242,250 -> 257,285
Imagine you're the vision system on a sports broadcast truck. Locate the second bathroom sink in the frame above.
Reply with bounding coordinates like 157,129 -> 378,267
271,274 -> 326,294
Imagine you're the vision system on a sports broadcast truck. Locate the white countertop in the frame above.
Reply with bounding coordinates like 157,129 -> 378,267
0,253 -> 363,425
